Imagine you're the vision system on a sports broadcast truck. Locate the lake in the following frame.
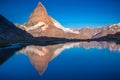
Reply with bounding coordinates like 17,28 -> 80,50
0,41 -> 120,80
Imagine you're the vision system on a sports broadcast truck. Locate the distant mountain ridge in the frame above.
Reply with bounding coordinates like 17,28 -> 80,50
92,23 -> 120,39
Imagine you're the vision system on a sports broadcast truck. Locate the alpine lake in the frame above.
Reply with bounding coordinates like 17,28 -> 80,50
0,41 -> 120,80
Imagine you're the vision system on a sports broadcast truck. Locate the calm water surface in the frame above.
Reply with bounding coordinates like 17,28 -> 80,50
0,41 -> 120,80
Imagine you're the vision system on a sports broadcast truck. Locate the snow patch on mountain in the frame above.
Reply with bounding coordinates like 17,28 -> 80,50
23,22 -> 47,31
51,17 -> 80,34
108,23 -> 120,28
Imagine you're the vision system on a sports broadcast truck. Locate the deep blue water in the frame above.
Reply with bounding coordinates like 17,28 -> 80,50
0,42 -> 120,80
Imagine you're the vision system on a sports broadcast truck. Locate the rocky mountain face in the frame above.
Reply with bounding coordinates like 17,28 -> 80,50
24,2 -> 53,27
18,2 -> 120,40
19,2 -> 89,39
77,27 -> 106,38
0,14 -> 33,43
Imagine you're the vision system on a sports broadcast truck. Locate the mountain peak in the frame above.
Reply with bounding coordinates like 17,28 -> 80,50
36,2 -> 46,11
25,2 -> 52,27
37,2 -> 43,7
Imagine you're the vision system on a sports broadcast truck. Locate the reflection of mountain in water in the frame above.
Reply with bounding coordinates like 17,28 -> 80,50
17,41 -> 120,75
17,44 -> 63,75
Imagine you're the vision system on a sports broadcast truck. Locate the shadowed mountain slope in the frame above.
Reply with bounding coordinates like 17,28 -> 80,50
0,14 -> 33,43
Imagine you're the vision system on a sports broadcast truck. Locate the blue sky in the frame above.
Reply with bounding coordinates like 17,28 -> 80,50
0,0 -> 120,28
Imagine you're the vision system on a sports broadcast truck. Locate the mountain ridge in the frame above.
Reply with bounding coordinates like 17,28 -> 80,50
19,2 -> 120,40
19,2 -> 89,39
0,2 -> 120,43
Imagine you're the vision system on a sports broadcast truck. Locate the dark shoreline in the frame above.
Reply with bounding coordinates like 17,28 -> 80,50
0,38 -> 119,48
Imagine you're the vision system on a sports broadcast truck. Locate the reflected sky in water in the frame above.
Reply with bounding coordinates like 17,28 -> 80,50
0,41 -> 120,80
